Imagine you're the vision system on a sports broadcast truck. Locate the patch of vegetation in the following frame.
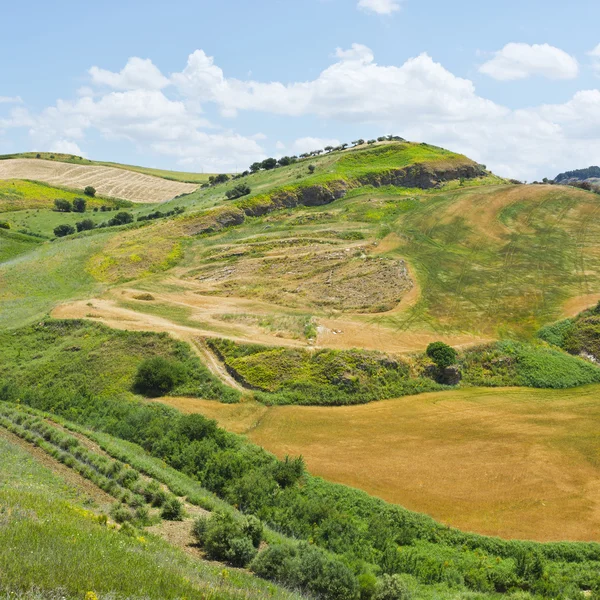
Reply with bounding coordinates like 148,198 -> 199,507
207,338 -> 444,405
539,302 -> 600,360
0,414 -> 297,600
0,319 -> 240,403
459,341 -> 600,388
0,229 -> 42,263
6,383 -> 600,599
0,179 -> 125,213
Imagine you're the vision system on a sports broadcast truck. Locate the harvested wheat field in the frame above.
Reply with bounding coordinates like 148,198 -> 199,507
164,385 -> 600,542
0,158 -> 197,202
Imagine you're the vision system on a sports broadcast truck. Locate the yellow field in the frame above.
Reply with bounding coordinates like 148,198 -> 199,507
160,385 -> 600,542
0,159 -> 197,202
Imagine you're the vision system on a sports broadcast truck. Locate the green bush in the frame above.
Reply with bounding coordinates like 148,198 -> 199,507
160,497 -> 184,521
53,198 -> 71,212
0,221 -> 10,229
374,574 -> 416,600
84,186 -> 96,197
53,224 -> 75,238
251,542 -> 359,600
192,511 -> 261,567
426,342 -> 457,369
133,356 -> 186,397
72,197 -> 87,212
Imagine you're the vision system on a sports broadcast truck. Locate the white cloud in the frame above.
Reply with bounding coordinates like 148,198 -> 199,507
357,0 -> 402,15
90,57 -> 170,90
291,137 -> 341,154
588,44 -> 600,75
0,96 -> 22,104
6,45 -> 600,179
171,45 -> 503,124
479,43 -> 579,81
49,140 -> 86,156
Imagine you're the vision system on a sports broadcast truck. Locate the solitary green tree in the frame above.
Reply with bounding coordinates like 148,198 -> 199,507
84,186 -> 96,197
426,342 -> 457,369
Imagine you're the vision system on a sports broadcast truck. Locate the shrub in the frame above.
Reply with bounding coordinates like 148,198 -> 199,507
107,211 -> 134,226
76,219 -> 96,232
374,574 -> 415,600
160,497 -> 184,520
251,542 -> 359,600
0,221 -> 10,229
225,183 -> 252,200
72,197 -> 87,212
308,164 -> 316,174
53,224 -> 76,238
110,503 -> 133,524
84,186 -> 96,197
192,511 -> 261,567
426,342 -> 457,369
133,357 -> 186,397
54,199 -> 72,212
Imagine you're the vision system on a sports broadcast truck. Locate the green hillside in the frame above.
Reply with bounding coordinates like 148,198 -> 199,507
4,139 -> 600,599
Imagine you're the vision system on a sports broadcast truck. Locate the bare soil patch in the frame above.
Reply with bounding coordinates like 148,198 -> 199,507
0,158 -> 196,203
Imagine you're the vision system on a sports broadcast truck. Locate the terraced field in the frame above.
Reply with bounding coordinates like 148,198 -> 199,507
0,158 -> 197,202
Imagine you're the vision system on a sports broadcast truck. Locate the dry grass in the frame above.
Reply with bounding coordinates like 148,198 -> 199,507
160,385 -> 600,542
0,159 -> 196,202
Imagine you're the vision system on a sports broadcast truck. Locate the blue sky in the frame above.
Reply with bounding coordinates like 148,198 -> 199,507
1,0 -> 600,179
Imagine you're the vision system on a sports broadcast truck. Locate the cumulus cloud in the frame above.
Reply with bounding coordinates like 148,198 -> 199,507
479,43 -> 579,81
357,0 -> 402,15
6,45 -> 600,179
1,87 -> 265,172
90,57 -> 170,90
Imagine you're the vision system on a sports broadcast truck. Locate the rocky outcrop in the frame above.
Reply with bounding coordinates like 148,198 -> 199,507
358,163 -> 485,190
188,162 -> 484,236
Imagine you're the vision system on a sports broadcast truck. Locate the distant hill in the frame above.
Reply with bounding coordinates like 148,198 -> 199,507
554,165 -> 600,183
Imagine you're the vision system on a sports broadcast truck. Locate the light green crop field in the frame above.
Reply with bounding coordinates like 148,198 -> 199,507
0,178 -> 122,212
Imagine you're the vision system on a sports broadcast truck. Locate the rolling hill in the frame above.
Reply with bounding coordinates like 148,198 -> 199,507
5,139 -> 600,599
0,157 -> 198,202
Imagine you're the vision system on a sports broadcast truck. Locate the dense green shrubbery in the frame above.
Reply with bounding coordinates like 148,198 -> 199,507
425,341 -> 457,368
134,356 -> 186,396
207,338 -> 443,405
539,303 -> 600,362
251,542 -> 359,600
193,512 -> 262,567
460,341 -> 600,388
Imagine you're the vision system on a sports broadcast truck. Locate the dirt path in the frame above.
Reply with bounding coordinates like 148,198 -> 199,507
0,158 -> 197,203
53,288 -> 490,355
191,338 -> 247,392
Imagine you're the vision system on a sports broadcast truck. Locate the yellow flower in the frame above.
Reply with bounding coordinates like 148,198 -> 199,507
84,593 -> 98,600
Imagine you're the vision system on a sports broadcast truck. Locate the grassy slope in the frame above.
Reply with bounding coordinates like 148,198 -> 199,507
0,319 -> 239,402
0,151 -> 215,183
0,430 -> 297,600
0,232 -> 112,329
0,178 -> 124,213
0,229 -> 42,263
